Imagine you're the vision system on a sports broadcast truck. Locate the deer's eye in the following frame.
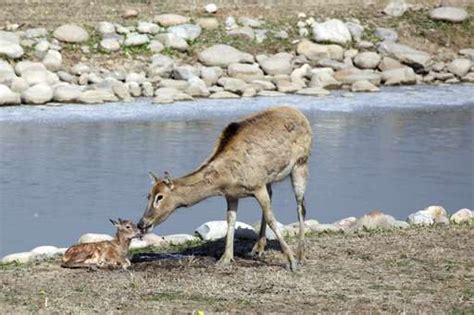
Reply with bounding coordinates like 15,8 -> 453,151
155,194 -> 163,203
126,225 -> 130,229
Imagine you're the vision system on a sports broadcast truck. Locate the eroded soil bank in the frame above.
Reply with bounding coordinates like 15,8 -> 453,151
1,225 -> 473,313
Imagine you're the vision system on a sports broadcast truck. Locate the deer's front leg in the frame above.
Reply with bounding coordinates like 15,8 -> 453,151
217,197 -> 238,266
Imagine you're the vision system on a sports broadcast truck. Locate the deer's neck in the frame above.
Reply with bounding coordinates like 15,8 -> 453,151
114,233 -> 132,253
173,165 -> 222,208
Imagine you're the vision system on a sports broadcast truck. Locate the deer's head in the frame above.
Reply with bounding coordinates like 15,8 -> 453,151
110,218 -> 141,240
137,171 -> 179,233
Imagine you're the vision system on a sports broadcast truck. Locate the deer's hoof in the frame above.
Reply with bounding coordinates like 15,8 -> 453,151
216,256 -> 234,267
288,260 -> 299,272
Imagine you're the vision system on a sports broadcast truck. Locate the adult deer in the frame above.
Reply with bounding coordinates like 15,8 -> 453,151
138,106 -> 312,271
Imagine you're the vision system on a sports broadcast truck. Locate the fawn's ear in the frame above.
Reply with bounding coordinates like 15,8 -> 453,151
163,171 -> 174,189
109,219 -> 118,226
149,171 -> 160,184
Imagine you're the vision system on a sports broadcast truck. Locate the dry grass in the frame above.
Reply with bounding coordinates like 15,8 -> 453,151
1,225 -> 473,313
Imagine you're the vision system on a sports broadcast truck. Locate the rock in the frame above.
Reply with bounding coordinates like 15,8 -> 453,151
345,22 -> 364,42
251,79 -> 276,91
209,91 -> 240,99
309,224 -> 341,233
374,27 -> 398,42
0,61 -> 17,85
130,238 -> 149,250
228,26 -> 255,40
149,40 -> 164,53
198,44 -> 254,67
333,217 -> 357,229
257,90 -> 285,97
53,84 -> 82,102
253,221 -> 285,240
141,233 -> 166,247
352,210 -> 408,230
459,48 -> 474,61
195,221 -> 257,241
291,64 -> 311,86
242,87 -> 257,97
462,72 -> 474,83
351,80 -> 380,92
0,31 -> 20,44
430,7 -> 469,23
69,233 -> 100,250
204,3 -> 218,13
273,30 -> 289,39
312,19 -> 352,45
317,59 -> 349,71
79,89 -> 118,104
353,52 -> 381,69
228,63 -> 264,81
310,70 -> 341,88
0,38 -> 24,59
10,78 -> 29,93
53,24 -> 89,43
186,77 -> 210,97
334,68 -> 381,85
112,82 -> 132,100
259,53 -> 293,75
156,33 -> 188,51
21,84 -> 54,104
238,17 -> 263,28
218,77 -> 248,94
122,9 -> 139,19
255,29 -> 269,43
1,252 -> 33,264
447,58 -> 471,77
154,87 -> 192,104
407,205 -> 449,226
225,16 -> 238,30
377,41 -> 432,70
296,87 -> 330,96
296,39 -> 344,62
0,84 -> 21,105
450,208 -> 473,224
168,24 -> 202,41
42,50 -> 62,72
357,40 -> 375,50
383,0 -> 410,17
196,18 -> 219,30
148,54 -> 175,78
96,22 -> 115,35
277,80 -> 301,93
71,63 -> 90,75
100,38 -> 121,52
137,21 -> 160,34
34,40 -> 50,59
200,66 -> 223,85
378,56 -> 404,71
128,82 -> 142,97
162,234 -> 199,245
432,62 -> 446,72
25,28 -> 48,39
381,67 -> 416,85
30,245 -> 59,258
160,79 -> 189,90
154,14 -> 189,27
22,69 -> 59,86
124,33 -> 149,46
142,82 -> 154,97
173,65 -> 199,80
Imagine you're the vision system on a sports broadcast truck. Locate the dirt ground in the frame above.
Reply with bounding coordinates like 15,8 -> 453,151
1,225 -> 473,313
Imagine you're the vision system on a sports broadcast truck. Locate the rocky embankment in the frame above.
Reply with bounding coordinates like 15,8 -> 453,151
1,206 -> 472,264
0,2 -> 473,106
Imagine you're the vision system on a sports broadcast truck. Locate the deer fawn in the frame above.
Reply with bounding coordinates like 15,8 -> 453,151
138,106 -> 312,271
62,219 -> 141,270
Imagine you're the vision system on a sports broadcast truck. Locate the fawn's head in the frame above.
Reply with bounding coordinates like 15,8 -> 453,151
138,171 -> 179,233
110,218 -> 141,240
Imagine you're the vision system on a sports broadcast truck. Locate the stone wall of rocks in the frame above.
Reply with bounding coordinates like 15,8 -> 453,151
1,206 -> 472,264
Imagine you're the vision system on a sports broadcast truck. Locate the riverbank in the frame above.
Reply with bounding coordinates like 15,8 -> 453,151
1,224 -> 473,313
0,2 -> 473,106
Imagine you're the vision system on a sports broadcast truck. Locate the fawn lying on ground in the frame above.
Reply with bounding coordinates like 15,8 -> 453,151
62,218 -> 141,270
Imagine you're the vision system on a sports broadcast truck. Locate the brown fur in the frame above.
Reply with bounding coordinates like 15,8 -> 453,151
62,219 -> 140,270
139,106 -> 312,271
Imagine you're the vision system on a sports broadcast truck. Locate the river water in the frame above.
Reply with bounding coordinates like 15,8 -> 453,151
0,85 -> 473,257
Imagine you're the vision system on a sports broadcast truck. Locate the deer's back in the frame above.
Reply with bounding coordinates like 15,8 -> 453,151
62,240 -> 122,264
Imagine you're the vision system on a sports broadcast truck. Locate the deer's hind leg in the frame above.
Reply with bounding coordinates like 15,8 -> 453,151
217,197 -> 238,266
250,184 -> 272,258
291,160 -> 309,263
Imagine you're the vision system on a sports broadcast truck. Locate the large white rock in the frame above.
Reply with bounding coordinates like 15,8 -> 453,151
78,233 -> 114,244
53,24 -> 89,43
204,3 -> 218,13
156,33 -> 188,51
198,44 -> 254,67
79,89 -> 118,104
195,221 -> 257,241
54,84 -> 82,102
42,50 -> 63,72
253,221 -> 285,240
430,7 -> 469,23
351,80 -> 380,92
383,0 -> 410,17
124,33 -> 149,46
259,53 -> 293,75
96,21 -> 115,35
227,63 -> 265,82
24,27 -> 48,39
30,245 -> 59,258
450,208 -> 473,224
407,205 -> 449,226
22,70 -> 59,86
374,27 -> 399,42
312,19 -> 352,45
100,38 -> 121,52
447,58 -> 471,77
296,39 -> 344,62
227,26 -> 255,40
0,84 -> 21,105
209,91 -> 240,99
10,77 -> 29,93
21,84 -> 54,104
137,21 -> 160,34
201,66 -> 224,85
218,77 -> 248,94
381,67 -> 416,85
161,234 -> 199,245
351,210 -> 408,230
378,41 -> 432,70
0,38 -> 24,59
16,61 -> 47,76
196,18 -> 219,30
0,60 -> 16,85
354,52 -> 381,69
185,77 -> 210,97
309,72 -> 341,89
154,14 -> 190,26
334,68 -> 381,85
168,24 -> 202,41
1,252 -> 34,264
154,87 -> 193,104
296,87 -> 330,96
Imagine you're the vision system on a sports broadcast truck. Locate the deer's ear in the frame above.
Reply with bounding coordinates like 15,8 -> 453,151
149,171 -> 160,184
163,171 -> 174,189
109,219 -> 118,226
